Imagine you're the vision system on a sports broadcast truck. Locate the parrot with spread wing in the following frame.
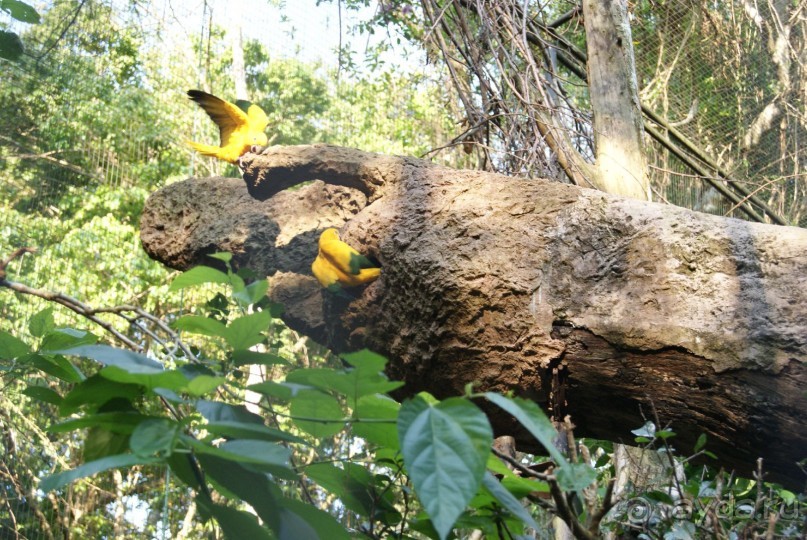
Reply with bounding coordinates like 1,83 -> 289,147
186,89 -> 269,164
312,228 -> 381,293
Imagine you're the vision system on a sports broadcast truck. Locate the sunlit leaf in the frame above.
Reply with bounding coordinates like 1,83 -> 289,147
224,310 -> 272,349
290,390 -> 344,438
168,266 -> 229,292
28,307 -> 54,338
0,330 -> 31,359
22,385 -> 62,405
40,453 -> 159,493
231,349 -> 289,367
172,315 -> 227,338
398,396 -> 492,540
130,418 -> 179,458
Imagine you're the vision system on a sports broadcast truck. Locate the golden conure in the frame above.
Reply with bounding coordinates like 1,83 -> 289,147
186,89 -> 269,164
312,228 -> 381,292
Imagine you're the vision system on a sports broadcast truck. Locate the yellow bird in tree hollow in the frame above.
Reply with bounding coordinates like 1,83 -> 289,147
312,228 -> 381,293
186,89 -> 269,164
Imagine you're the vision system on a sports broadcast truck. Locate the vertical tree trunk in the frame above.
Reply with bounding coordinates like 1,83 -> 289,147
583,0 -> 650,200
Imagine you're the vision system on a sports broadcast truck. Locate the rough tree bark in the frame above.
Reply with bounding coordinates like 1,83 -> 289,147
141,144 -> 807,488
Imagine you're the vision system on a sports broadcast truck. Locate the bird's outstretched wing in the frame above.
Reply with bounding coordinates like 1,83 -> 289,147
188,90 -> 248,146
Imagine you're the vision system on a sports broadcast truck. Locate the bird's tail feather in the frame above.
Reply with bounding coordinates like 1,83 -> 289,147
186,140 -> 221,157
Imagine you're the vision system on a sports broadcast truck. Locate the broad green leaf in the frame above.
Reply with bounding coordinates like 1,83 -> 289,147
50,412 -> 155,434
352,394 -> 400,450
487,455 -> 549,497
40,453 -> 159,493
100,365 -> 189,392
290,390 -> 344,438
248,380 -> 311,401
1,0 -> 41,23
60,374 -> 142,415
233,278 -> 269,306
183,436 -> 291,468
84,427 -> 130,461
398,396 -> 493,540
198,454 -> 281,529
0,30 -> 23,61
554,462 -> 597,491
203,502 -> 273,540
41,328 -> 97,352
130,419 -> 179,458
481,472 -> 540,530
22,385 -> 61,405
340,349 -> 388,372
28,307 -> 54,338
278,498 -> 351,540
196,400 -> 264,425
25,353 -> 84,383
231,349 -> 289,367
286,366 -> 402,406
0,330 -> 31,359
207,252 -> 233,263
485,393 -> 566,466
168,266 -> 229,292
305,462 -> 400,522
59,345 -> 162,371
172,315 -> 227,338
185,374 -> 225,396
224,310 -> 272,349
203,421 -> 306,444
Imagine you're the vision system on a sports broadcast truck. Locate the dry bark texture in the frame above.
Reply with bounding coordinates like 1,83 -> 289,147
141,144 -> 807,487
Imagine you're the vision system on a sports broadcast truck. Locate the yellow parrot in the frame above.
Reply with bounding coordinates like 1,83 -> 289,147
312,228 -> 381,293
186,89 -> 269,164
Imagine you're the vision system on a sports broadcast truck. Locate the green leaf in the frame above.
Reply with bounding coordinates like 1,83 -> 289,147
305,462 -> 400,522
248,380 -> 310,401
485,393 -> 566,466
198,455 -> 281,529
481,472 -> 539,530
1,0 -> 41,23
203,421 -> 306,445
100,365 -> 189,392
278,498 -> 351,540
40,454 -> 159,493
168,266 -> 229,291
224,310 -> 272,349
60,374 -> 142,415
231,349 -> 289,367
84,426 -> 130,461
50,412 -> 155,434
41,328 -> 97,352
203,501 -> 273,540
28,307 -> 54,338
340,349 -> 388,371
183,437 -> 292,471
59,345 -> 161,370
233,278 -> 269,307
172,315 -> 227,338
694,433 -> 707,452
207,252 -> 233,263
22,385 -> 62,405
185,374 -> 225,396
196,399 -> 264,425
25,353 -> 84,383
0,30 -> 23,61
286,366 -> 402,406
554,462 -> 597,491
0,329 -> 30,359
290,390 -> 344,438
352,394 -> 400,450
130,419 -> 179,458
398,396 -> 493,540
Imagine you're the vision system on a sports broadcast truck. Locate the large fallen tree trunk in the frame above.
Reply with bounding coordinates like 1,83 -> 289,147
141,144 -> 807,488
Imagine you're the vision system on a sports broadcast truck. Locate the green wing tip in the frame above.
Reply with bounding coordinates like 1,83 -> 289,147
235,99 -> 252,113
